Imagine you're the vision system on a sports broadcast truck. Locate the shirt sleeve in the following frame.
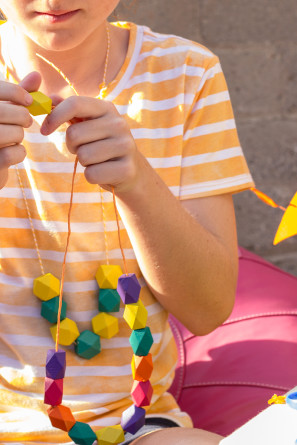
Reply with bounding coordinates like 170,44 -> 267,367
179,54 -> 255,200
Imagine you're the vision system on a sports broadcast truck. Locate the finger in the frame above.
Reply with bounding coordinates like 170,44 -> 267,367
40,96 -> 111,135
84,158 -> 133,186
19,71 -> 42,93
0,102 -> 33,127
0,124 -> 24,147
65,116 -> 112,153
0,80 -> 34,106
76,138 -> 130,166
0,144 -> 26,168
49,94 -> 64,107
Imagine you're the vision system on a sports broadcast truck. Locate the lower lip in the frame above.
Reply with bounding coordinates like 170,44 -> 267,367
36,10 -> 79,23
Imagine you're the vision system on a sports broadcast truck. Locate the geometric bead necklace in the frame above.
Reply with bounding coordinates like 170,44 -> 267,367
9,30 -> 155,442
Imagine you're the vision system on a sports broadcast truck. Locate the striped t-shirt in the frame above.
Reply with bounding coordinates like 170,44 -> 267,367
0,21 -> 254,444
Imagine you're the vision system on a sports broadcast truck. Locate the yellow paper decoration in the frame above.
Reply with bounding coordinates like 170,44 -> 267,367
273,192 -> 297,245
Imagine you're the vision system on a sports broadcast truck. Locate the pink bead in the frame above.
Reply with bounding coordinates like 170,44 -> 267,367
44,377 -> 63,406
131,380 -> 153,407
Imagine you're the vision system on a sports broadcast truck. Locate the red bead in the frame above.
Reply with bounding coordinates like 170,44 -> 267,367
44,377 -> 63,406
131,380 -> 153,407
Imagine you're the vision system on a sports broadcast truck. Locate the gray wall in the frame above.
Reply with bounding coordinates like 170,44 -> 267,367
116,0 -> 297,275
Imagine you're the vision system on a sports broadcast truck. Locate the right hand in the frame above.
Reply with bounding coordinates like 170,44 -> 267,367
0,71 -> 42,189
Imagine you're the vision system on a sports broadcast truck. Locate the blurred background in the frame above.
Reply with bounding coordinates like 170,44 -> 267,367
116,0 -> 297,276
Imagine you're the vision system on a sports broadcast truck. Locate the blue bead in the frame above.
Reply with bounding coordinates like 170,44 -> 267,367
286,392 -> 297,410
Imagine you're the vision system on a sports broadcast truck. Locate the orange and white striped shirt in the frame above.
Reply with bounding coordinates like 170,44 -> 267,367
0,21 -> 254,444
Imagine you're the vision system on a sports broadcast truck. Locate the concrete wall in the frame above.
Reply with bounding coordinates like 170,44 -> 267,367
116,0 -> 297,275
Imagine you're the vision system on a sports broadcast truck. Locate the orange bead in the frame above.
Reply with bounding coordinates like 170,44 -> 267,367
47,405 -> 76,432
131,353 -> 153,382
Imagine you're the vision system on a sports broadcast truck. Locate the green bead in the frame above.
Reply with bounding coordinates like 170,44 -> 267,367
41,296 -> 67,323
129,327 -> 154,356
99,289 -> 121,312
75,330 -> 101,359
68,421 -> 97,445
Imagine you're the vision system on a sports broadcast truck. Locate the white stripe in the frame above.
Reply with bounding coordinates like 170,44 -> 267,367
184,119 -> 236,140
197,63 -> 221,93
0,272 -> 147,293
0,333 -> 162,350
179,173 -> 253,196
0,301 -> 163,321
0,247 -> 136,262
125,65 -> 204,89
139,44 -> 213,62
24,130 -> 66,145
117,93 -> 194,114
20,157 -> 85,174
0,217 -> 124,233
181,146 -> 243,167
131,125 -> 183,140
192,91 -> 230,112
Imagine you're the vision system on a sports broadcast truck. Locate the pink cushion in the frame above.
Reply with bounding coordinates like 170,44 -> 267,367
168,247 -> 297,436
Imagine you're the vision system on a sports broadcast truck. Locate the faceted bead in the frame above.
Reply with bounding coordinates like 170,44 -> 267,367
121,404 -> 145,435
75,330 -> 101,359
131,353 -> 153,382
33,273 -> 60,301
46,349 -> 66,380
41,296 -> 67,323
131,380 -> 153,407
48,405 -> 76,432
129,327 -> 154,356
92,313 -> 119,339
27,91 -> 52,116
95,265 -> 123,289
44,377 -> 63,406
117,274 -> 141,304
123,300 -> 148,330
95,425 -> 125,445
99,289 -> 121,313
68,421 -> 97,445
50,318 -> 80,346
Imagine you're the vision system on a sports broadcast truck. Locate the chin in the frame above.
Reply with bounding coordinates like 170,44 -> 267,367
28,28 -> 86,52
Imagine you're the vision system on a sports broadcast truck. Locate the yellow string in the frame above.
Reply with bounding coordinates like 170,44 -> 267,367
112,187 -> 128,276
99,187 -> 110,265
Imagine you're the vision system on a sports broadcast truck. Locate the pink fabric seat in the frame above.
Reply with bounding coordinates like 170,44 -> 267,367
168,247 -> 297,436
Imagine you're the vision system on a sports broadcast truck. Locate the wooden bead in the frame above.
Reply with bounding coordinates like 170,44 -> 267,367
99,289 -> 121,313
95,265 -> 123,289
129,327 -> 154,356
44,377 -> 63,406
117,274 -> 141,304
95,425 -> 125,445
48,405 -> 76,432
33,273 -> 60,301
68,421 -> 97,445
131,353 -> 153,382
41,296 -> 67,323
46,349 -> 66,380
131,380 -> 153,407
75,330 -> 101,359
91,313 -> 119,339
121,404 -> 145,435
123,300 -> 148,330
50,318 -> 80,346
27,91 -> 52,116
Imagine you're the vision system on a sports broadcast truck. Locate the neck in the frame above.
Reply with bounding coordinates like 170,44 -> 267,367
1,21 -> 128,98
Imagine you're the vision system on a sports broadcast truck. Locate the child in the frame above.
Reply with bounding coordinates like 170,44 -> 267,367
0,1 -> 254,444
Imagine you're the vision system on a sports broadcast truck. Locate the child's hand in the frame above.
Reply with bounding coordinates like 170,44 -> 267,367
40,96 -> 139,193
0,72 -> 41,189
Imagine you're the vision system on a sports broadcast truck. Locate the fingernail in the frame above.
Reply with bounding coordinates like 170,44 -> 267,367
25,94 -> 33,105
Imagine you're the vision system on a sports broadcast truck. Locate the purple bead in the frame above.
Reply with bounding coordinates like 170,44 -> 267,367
121,404 -> 145,434
46,349 -> 66,380
117,274 -> 141,304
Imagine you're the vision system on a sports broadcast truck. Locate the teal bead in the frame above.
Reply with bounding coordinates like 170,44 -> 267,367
75,330 -> 101,359
129,327 -> 154,356
41,296 -> 67,323
99,288 -> 121,313
68,421 -> 97,445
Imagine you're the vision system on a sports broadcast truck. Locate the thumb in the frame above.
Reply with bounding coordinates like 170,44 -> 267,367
18,71 -> 42,93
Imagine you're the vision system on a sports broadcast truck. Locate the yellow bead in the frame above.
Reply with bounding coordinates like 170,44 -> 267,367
27,91 -> 52,116
0,20 -> 7,26
96,425 -> 125,445
96,265 -> 123,289
50,318 -> 80,346
33,273 -> 60,301
123,300 -> 148,330
92,313 -> 119,339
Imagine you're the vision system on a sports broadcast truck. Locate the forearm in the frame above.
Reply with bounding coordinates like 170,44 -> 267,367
116,152 -> 238,336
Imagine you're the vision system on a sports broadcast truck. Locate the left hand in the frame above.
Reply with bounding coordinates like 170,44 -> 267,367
40,96 -> 139,193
